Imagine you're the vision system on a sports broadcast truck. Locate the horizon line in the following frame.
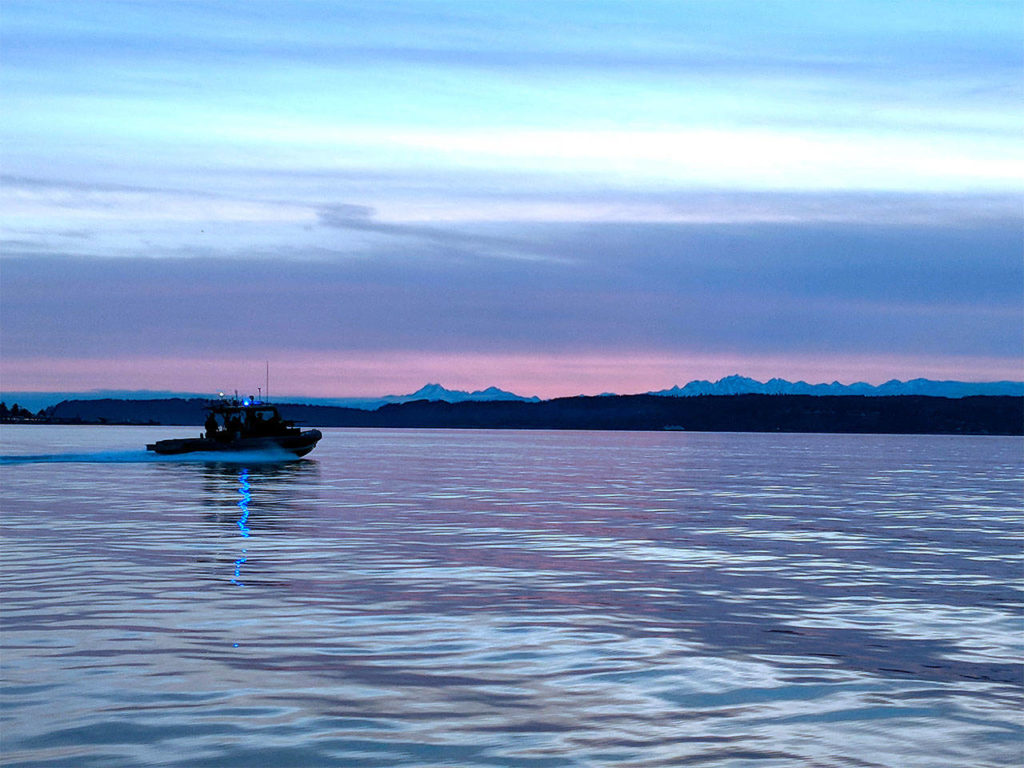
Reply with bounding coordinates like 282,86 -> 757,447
5,373 -> 1024,407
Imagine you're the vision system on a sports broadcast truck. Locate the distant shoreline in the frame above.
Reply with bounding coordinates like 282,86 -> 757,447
26,394 -> 1024,436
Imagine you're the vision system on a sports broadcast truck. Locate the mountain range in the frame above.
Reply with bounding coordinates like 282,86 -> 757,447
0,383 -> 541,412
385,383 -> 540,404
649,375 -> 1024,399
4,376 -> 1021,413
302,383 -> 541,410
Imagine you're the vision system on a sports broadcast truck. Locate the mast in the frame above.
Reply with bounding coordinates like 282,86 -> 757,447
266,360 -> 270,402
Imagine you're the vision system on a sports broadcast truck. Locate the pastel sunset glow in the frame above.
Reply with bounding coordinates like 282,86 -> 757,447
2,1 -> 1021,400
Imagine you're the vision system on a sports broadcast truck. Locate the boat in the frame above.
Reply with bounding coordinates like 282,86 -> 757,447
146,396 -> 322,457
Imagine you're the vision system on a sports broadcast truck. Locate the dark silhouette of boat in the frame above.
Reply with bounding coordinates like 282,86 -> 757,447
146,397 -> 322,457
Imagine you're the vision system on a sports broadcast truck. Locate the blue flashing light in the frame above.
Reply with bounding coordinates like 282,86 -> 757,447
242,399 -> 251,406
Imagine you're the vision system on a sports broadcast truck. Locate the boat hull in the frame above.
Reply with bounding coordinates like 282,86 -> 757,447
146,429 -> 322,457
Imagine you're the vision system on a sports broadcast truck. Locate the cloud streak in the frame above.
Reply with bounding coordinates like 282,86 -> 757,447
315,204 -> 556,262
4,221 -> 1019,364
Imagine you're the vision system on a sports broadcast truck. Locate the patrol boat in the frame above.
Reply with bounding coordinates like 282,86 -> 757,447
145,396 -> 322,457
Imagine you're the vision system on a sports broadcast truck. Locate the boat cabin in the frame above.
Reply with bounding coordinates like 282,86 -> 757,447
204,398 -> 296,441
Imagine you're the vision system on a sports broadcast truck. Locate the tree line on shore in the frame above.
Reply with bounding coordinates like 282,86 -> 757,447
0,403 -> 47,422
33,394 -> 1024,435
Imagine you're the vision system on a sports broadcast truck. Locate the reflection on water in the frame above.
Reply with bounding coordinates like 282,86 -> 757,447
231,468 -> 251,586
0,427 -> 1021,768
236,468 -> 252,539
184,460 -> 321,591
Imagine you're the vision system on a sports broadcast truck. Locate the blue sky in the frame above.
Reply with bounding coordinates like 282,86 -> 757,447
1,1 -> 1021,398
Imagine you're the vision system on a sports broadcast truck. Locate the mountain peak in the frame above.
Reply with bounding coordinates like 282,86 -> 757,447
389,384 -> 539,404
409,383 -> 452,398
649,376 -> 1024,399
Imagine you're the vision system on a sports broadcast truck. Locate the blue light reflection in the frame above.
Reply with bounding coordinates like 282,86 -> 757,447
231,467 -> 251,586
236,468 -> 251,538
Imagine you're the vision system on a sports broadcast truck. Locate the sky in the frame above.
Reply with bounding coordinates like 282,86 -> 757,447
1,0 -> 1021,400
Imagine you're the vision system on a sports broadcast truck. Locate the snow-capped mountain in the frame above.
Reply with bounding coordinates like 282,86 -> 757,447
385,383 -> 540,404
276,383 -> 539,410
650,375 -> 1024,399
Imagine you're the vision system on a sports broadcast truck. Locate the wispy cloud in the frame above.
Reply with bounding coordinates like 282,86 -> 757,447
316,204 -> 569,262
4,220 -> 1019,362
5,171 -> 1014,234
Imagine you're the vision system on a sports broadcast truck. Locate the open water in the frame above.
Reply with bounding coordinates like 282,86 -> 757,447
1,425 -> 1021,767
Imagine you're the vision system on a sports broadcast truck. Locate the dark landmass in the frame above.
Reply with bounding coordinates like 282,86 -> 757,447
41,394 -> 1024,435
0,401 -> 46,423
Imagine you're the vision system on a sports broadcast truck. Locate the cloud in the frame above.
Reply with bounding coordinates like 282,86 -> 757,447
3,220 -> 1019,373
366,127 -> 1022,193
7,1 -> 1018,83
317,203 -> 376,225
315,204 -> 563,262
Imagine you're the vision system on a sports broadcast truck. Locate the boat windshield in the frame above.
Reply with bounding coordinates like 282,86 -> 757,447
205,403 -> 289,439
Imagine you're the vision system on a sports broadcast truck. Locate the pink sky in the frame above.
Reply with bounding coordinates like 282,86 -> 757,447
4,351 -> 1020,399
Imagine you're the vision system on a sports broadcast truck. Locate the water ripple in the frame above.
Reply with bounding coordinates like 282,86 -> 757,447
1,428 -> 1021,767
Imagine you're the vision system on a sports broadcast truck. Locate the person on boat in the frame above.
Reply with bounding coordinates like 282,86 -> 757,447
228,415 -> 242,440
204,412 -> 219,440
267,411 -> 284,431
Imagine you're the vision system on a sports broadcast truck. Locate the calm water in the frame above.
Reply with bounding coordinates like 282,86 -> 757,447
1,426 -> 1021,767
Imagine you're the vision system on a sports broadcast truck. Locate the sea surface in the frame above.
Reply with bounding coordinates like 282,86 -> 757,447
1,426 -> 1021,767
